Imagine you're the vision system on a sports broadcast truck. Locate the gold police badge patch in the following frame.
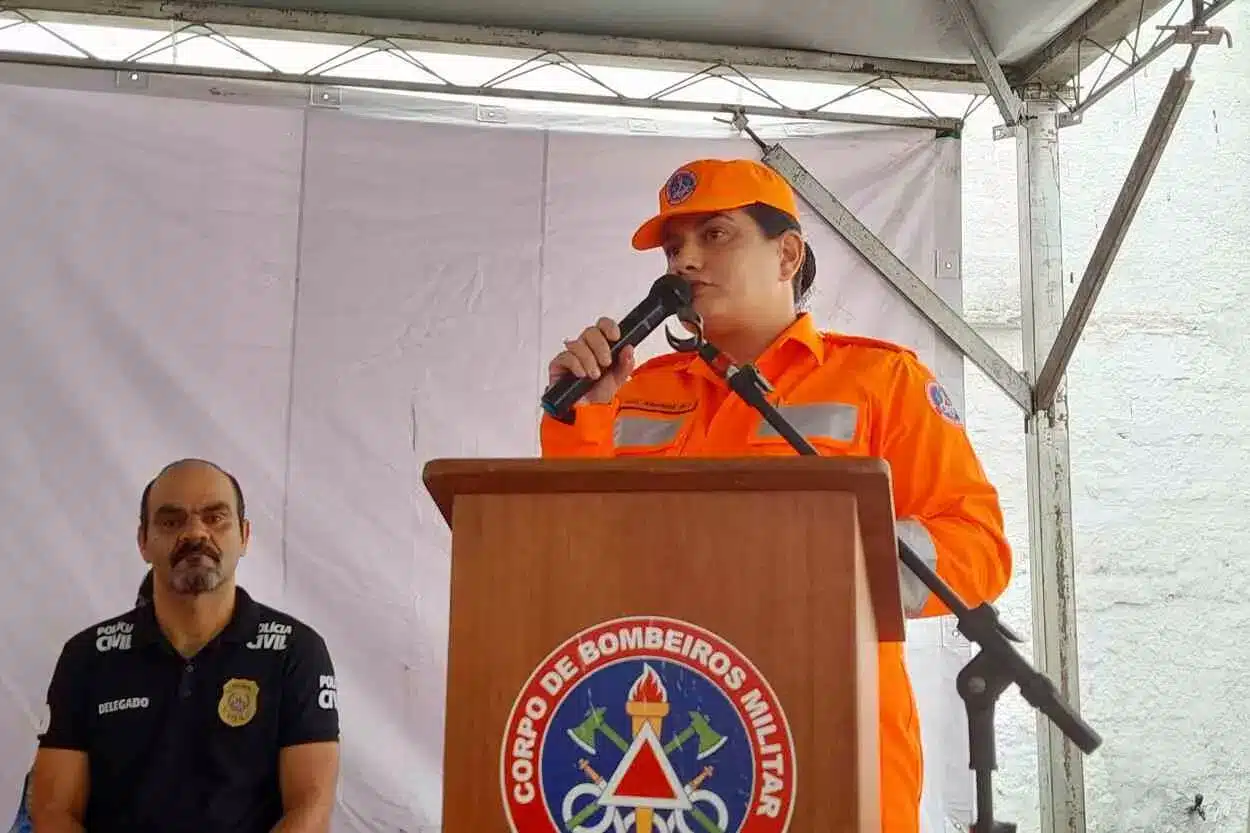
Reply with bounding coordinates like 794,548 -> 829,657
218,678 -> 259,728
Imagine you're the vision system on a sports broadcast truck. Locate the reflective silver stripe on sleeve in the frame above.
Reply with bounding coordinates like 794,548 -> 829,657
896,518 -> 938,617
614,415 -> 685,448
755,402 -> 858,443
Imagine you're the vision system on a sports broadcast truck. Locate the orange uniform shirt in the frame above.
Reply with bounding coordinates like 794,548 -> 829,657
540,312 -> 1012,833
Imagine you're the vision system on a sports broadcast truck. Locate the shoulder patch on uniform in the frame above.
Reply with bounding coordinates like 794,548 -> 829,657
823,331 -> 918,358
925,379 -> 964,427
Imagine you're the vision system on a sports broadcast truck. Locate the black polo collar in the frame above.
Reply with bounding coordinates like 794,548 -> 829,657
132,585 -> 261,651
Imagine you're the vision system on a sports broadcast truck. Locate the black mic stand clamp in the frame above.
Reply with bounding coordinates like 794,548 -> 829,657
665,314 -> 1103,833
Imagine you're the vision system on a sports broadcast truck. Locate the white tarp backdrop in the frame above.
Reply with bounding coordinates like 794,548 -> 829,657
0,78 -> 975,832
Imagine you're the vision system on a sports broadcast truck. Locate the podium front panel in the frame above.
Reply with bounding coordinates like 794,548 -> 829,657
441,488 -> 880,833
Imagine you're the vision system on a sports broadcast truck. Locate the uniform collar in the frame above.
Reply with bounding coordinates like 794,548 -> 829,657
686,312 -> 824,384
133,585 -> 261,649
770,312 -> 825,364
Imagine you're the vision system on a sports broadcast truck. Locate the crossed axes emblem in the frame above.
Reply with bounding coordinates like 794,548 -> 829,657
566,707 -> 727,759
563,708 -> 730,833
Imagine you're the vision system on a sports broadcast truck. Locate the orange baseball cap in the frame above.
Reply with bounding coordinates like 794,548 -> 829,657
631,158 -> 801,251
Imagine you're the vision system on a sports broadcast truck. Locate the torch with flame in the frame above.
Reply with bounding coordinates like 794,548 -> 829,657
626,664 -> 669,832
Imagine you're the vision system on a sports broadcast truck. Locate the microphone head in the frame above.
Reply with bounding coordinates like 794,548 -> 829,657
650,274 -> 694,310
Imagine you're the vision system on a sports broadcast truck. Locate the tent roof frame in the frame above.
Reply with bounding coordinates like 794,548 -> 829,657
0,0 -> 1232,95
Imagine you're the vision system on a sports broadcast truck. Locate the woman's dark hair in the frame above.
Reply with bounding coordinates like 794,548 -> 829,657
742,202 -> 816,307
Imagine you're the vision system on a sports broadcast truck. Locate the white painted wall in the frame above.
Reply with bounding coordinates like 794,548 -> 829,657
959,6 -> 1250,830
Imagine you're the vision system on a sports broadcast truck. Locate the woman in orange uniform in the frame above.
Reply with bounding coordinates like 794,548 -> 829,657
540,157 -> 1012,833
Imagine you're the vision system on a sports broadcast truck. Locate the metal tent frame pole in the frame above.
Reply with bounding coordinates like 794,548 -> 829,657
1016,97 -> 1085,833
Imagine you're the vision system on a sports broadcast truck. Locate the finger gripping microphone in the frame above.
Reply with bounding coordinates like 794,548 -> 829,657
541,274 -> 693,423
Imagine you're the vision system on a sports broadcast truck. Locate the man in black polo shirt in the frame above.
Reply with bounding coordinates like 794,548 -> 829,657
29,458 -> 340,833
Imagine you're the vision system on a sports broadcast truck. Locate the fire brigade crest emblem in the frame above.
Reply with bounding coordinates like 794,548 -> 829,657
501,616 -> 796,833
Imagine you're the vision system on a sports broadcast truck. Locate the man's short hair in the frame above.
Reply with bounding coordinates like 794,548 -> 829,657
138,458 -> 246,534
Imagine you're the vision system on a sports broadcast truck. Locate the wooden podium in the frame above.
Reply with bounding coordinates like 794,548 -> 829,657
423,456 -> 905,833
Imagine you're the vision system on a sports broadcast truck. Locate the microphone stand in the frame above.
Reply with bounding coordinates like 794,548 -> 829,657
681,335 -> 1103,833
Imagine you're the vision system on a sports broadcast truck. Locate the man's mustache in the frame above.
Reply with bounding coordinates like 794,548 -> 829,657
172,542 -> 220,567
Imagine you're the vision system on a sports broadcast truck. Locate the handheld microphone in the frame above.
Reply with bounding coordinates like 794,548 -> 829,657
541,274 -> 694,422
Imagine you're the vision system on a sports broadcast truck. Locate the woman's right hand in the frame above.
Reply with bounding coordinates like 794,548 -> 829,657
546,317 -> 635,406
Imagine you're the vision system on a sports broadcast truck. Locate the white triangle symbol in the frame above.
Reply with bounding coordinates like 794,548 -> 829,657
598,722 -> 692,811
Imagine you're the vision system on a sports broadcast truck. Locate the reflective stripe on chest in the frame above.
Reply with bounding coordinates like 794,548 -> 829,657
757,402 -> 859,443
614,413 -> 686,448
613,398 -> 861,449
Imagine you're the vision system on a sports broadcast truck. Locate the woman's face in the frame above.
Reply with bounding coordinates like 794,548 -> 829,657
661,209 -> 802,332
